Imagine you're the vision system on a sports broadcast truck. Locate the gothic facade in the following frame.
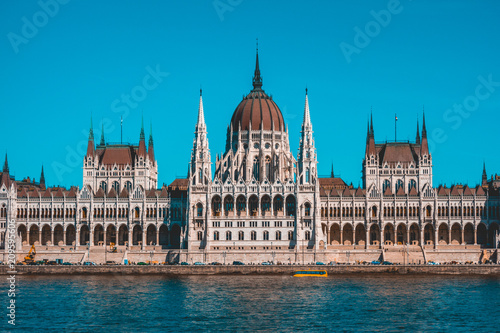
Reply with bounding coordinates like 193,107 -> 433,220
0,53 -> 499,258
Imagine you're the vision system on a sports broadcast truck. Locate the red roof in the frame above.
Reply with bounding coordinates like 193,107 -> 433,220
231,90 -> 285,132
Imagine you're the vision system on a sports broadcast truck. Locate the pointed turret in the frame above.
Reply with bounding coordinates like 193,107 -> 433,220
99,122 -> 105,146
148,123 -> 155,163
252,44 -> 263,91
196,89 -> 206,131
1,153 -> 10,188
421,112 -> 429,155
40,165 -> 46,190
482,161 -> 488,186
366,113 -> 376,156
415,118 -> 421,144
86,116 -> 95,157
190,89 -> 211,186
138,115 -> 146,157
298,88 -> 317,185
302,88 -> 312,130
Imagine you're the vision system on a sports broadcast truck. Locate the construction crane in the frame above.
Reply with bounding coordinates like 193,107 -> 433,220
23,245 -> 36,264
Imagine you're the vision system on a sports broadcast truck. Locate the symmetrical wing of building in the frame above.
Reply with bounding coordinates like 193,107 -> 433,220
1,52 -> 499,253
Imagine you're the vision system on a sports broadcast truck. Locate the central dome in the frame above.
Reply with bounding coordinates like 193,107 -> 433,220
230,52 -> 285,132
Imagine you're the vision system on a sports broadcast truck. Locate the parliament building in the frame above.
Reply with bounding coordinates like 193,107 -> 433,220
1,52 -> 499,264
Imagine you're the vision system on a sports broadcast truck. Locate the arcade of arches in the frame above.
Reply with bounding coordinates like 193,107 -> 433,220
324,222 -> 499,247
17,223 -> 183,249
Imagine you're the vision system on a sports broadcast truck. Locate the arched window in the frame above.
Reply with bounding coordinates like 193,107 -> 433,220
125,181 -> 132,192
265,156 -> 271,180
286,196 -> 296,216
251,231 -> 257,240
226,231 -> 232,241
396,180 -> 404,193
237,196 -> 246,213
212,196 -> 221,216
383,180 -> 391,192
214,231 -> 219,241
408,179 -> 417,192
253,156 -> 260,181
263,231 -> 269,241
238,231 -> 244,240
276,231 -> 282,240
224,196 -> 234,213
304,203 -> 311,217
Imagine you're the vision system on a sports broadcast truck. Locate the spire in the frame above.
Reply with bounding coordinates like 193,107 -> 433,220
482,161 -> 488,186
370,112 -> 374,136
88,115 -> 94,141
421,111 -> 429,155
3,153 -> 8,173
40,165 -> 46,190
99,121 -> 105,146
86,115 -> 95,157
148,122 -> 155,163
302,88 -> 312,128
252,40 -> 263,91
148,122 -> 154,146
422,109 -> 427,137
140,114 -> 145,141
1,153 -> 10,188
138,114 -> 146,157
197,88 -> 206,129
366,112 -> 376,156
415,118 -> 421,144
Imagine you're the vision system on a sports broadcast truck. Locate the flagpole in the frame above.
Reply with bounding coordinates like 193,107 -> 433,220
395,113 -> 397,142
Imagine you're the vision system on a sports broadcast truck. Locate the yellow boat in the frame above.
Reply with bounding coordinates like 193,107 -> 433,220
293,270 -> 328,277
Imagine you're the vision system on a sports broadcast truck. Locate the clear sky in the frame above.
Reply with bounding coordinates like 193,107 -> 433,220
1,0 -> 499,189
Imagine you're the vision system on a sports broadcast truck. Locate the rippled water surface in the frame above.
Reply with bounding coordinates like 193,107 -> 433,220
2,274 -> 499,332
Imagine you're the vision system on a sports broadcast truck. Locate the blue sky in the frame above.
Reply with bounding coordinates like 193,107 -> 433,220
1,0 -> 499,188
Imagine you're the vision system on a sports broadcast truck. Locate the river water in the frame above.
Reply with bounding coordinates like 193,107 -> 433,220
2,274 -> 499,332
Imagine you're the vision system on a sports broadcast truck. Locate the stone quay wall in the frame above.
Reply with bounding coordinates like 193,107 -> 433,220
1,264 -> 499,275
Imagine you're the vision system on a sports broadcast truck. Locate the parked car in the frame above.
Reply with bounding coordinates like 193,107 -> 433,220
232,261 -> 245,265
83,261 -> 96,266
193,262 -> 205,265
